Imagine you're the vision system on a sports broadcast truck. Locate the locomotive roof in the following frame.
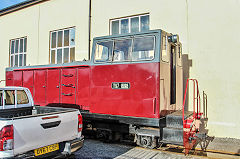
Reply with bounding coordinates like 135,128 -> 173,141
93,29 -> 163,41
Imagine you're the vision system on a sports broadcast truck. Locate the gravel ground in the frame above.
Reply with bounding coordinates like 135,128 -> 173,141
70,139 -> 202,159
72,139 -> 135,159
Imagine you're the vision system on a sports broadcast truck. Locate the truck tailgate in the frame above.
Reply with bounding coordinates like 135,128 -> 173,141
13,110 -> 79,155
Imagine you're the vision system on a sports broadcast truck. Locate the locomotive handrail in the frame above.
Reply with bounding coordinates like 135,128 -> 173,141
182,79 -> 201,126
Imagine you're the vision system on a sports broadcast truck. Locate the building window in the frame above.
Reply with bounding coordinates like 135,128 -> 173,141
110,14 -> 149,35
10,37 -> 27,67
50,27 -> 75,64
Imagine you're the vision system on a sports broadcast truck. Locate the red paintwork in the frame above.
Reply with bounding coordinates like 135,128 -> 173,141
13,71 -> 23,87
47,69 -> 60,104
76,67 -> 90,110
6,71 -> 13,86
23,70 -> 34,95
61,68 -> 76,104
34,70 -> 46,105
182,79 -> 203,154
6,62 -> 160,119
90,63 -> 160,118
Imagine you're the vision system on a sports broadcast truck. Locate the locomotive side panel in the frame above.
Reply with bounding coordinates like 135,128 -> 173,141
77,67 -> 90,110
13,71 -> 23,87
90,62 -> 160,118
6,71 -> 13,86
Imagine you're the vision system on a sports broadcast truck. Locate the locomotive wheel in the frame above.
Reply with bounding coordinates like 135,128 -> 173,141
136,135 -> 157,149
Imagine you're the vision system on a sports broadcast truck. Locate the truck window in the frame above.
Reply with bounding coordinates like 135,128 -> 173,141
95,41 -> 113,62
17,90 -> 29,104
4,90 -> 15,105
113,39 -> 132,62
132,36 -> 155,61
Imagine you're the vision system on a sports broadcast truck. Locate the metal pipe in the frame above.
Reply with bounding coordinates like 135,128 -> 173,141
88,0 -> 92,60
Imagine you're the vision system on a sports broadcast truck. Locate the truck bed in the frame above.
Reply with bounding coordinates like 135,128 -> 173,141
0,106 -> 77,119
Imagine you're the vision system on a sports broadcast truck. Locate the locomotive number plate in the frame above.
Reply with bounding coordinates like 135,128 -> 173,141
112,82 -> 130,89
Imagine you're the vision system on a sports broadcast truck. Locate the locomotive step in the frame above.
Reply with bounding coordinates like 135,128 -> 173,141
162,127 -> 183,144
166,110 -> 193,128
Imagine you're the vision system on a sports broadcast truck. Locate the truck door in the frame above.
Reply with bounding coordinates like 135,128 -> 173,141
61,68 -> 76,104
34,70 -> 47,105
47,69 -> 60,104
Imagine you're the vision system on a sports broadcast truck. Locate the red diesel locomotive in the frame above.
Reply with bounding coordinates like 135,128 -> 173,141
5,29 -> 204,152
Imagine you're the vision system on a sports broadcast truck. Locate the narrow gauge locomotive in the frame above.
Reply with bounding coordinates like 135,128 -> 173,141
6,29 -> 203,153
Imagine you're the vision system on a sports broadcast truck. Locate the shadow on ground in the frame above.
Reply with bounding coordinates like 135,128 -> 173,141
70,139 -> 134,159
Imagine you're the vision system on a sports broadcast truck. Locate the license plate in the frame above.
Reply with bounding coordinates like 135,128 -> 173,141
34,143 -> 59,156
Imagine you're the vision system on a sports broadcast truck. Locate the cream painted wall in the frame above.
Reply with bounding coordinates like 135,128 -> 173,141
92,0 -> 240,138
0,0 -> 89,86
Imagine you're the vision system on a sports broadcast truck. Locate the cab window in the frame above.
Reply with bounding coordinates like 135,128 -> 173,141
0,91 -> 2,106
113,39 -> 132,62
161,35 -> 170,62
132,36 -> 155,61
95,41 -> 113,62
177,44 -> 182,66
17,90 -> 29,104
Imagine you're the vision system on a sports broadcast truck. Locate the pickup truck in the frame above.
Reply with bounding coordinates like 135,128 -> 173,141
0,87 -> 84,158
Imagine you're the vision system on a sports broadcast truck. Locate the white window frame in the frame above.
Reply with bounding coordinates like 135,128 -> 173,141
110,14 -> 150,35
9,37 -> 27,67
50,27 -> 75,64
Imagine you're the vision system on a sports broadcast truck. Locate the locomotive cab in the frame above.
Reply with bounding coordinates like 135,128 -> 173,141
91,29 -> 183,119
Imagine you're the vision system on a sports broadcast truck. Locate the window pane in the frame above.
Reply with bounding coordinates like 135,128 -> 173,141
10,56 -> 13,67
17,90 -> 29,104
0,91 -> 2,106
131,17 -> 139,33
161,35 -> 169,62
95,41 -> 113,62
19,54 -> 23,66
23,54 -> 26,66
112,20 -> 119,35
70,28 -> 75,46
24,38 -> 27,52
57,49 -> 62,64
15,55 -> 18,67
11,41 -> 15,54
20,39 -> 23,53
141,15 -> 149,32
70,48 -> 75,62
113,39 -> 132,61
57,31 -> 63,47
64,30 -> 69,46
5,90 -> 15,105
64,48 -> 69,63
132,36 -> 155,61
51,50 -> 55,64
121,19 -> 129,34
51,32 -> 57,48
15,40 -> 19,53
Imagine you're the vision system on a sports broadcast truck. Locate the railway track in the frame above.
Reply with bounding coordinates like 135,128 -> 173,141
84,133 -> 240,159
